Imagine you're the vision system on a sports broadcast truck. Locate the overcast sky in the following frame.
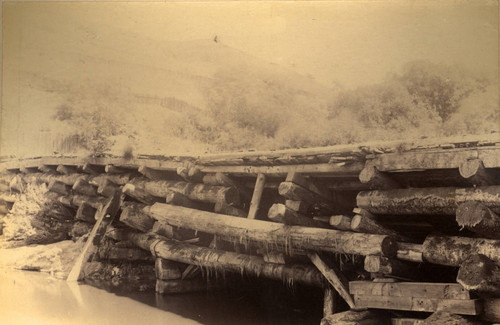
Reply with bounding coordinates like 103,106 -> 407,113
3,0 -> 499,88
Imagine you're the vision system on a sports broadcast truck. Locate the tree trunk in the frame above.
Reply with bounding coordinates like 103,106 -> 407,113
422,235 -> 500,266
456,201 -> 500,239
357,186 -> 500,215
146,203 -> 398,257
456,254 -> 500,295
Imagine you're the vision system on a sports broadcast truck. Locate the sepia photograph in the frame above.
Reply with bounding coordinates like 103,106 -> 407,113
0,1 -> 499,324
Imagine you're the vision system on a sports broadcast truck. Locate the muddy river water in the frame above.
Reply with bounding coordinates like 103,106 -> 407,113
0,269 -> 323,325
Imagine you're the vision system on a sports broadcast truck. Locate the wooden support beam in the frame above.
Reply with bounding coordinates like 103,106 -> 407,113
456,201 -> 500,239
457,254 -> 500,295
349,281 -> 470,300
357,186 -> 500,215
459,159 -> 494,186
268,203 -> 329,228
67,191 -> 122,282
364,256 -> 417,279
247,173 -> 266,219
72,178 -> 97,197
353,295 -> 480,315
75,202 -> 97,223
359,164 -> 399,189
138,166 -> 171,181
309,252 -> 355,308
116,229 -> 324,287
146,203 -> 398,257
155,258 -> 182,280
89,173 -> 134,186
422,235 -> 500,266
120,202 -> 155,232
56,164 -> 78,175
329,215 -> 352,231
323,286 -> 337,317
71,194 -> 106,209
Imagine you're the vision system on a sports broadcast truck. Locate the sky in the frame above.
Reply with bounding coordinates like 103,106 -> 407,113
3,0 -> 498,88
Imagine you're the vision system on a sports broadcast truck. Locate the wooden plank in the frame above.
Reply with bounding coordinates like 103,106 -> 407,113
309,253 -> 355,308
354,295 -> 480,315
66,191 -> 122,282
247,173 -> 266,219
349,281 -> 470,300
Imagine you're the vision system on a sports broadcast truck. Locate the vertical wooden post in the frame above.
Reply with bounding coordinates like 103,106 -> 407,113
323,286 -> 337,317
247,173 -> 266,219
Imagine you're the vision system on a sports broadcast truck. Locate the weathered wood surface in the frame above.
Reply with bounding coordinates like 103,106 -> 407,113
97,178 -> 120,197
349,281 -> 470,300
351,214 -> 404,239
459,159 -> 494,186
75,202 -> 97,223
120,202 -> 155,232
56,164 -> 78,175
155,258 -> 182,280
482,298 -> 500,323
138,166 -> 171,181
364,256 -> 416,278
122,183 -> 162,205
67,191 -> 122,282
115,229 -> 324,287
214,201 -> 247,218
357,186 -> 500,215
247,173 -> 266,219
309,253 -> 355,308
359,164 -> 399,189
456,254 -> 500,295
323,286 -> 337,317
422,235 -> 500,266
146,203 -> 398,256
455,201 -> 500,239
353,295 -> 480,315
396,242 -> 423,263
72,178 -> 97,197
48,179 -> 72,196
268,203 -> 328,228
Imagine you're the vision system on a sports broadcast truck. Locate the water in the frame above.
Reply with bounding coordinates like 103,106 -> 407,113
0,270 -> 323,325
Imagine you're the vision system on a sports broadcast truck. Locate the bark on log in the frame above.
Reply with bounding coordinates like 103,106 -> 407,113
155,258 -> 182,280
329,215 -> 353,231
422,235 -> 500,266
268,203 -> 328,228
456,201 -> 500,239
459,159 -> 494,186
120,230 -> 324,287
359,164 -> 399,189
150,222 -> 197,241
214,201 -> 247,218
99,245 -> 153,261
165,190 -> 209,210
456,254 -> 500,295
48,179 -> 72,196
323,286 -> 337,317
146,203 -> 398,257
357,186 -> 500,215
351,214 -> 405,240
72,178 -> 97,197
57,173 -> 87,186
75,202 -> 97,223
397,242 -> 423,263
120,202 -> 155,232
122,183 -> 163,205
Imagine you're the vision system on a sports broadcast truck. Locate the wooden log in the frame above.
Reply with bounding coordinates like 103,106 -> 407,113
459,159 -> 494,186
105,164 -> 136,174
138,166 -> 171,181
351,214 -> 405,240
456,254 -> 500,295
349,281 -> 470,299
8,175 -> 25,192
155,258 -> 182,280
57,173 -> 87,186
99,245 -> 152,261
156,278 -> 211,294
97,178 -> 120,197
70,221 -> 93,239
247,173 -> 266,219
67,191 -> 122,282
71,194 -> 106,209
58,196 -> 73,208
278,181 -> 339,214
359,164 -> 399,189
56,164 -> 78,175
214,201 -> 247,218
38,164 -> 56,174
120,230 -> 324,287
48,179 -> 72,196
187,167 -> 205,183
165,190 -> 208,210
146,203 -> 398,257
120,202 -> 155,232
353,295 -> 480,315
482,298 -> 500,323
89,173 -> 133,186
268,203 -> 328,228
19,167 -> 38,174
357,186 -> 500,215
456,201 -> 500,239
176,167 -> 190,182
72,178 -> 97,197
262,251 -> 288,264
323,286 -> 337,317
309,252 -> 355,308
285,200 -> 309,214
396,243 -> 423,263
214,172 -> 253,201
286,172 -> 331,200
75,202 -> 97,223
122,183 -> 162,205
329,215 -> 352,231
81,162 -> 105,175
364,256 -> 416,278
321,310 -> 388,325
422,235 -> 500,266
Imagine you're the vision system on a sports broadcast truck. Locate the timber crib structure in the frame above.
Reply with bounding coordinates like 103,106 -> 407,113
1,133 -> 500,324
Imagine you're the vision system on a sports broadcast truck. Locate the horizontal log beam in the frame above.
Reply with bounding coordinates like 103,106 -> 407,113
349,281 -> 470,299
